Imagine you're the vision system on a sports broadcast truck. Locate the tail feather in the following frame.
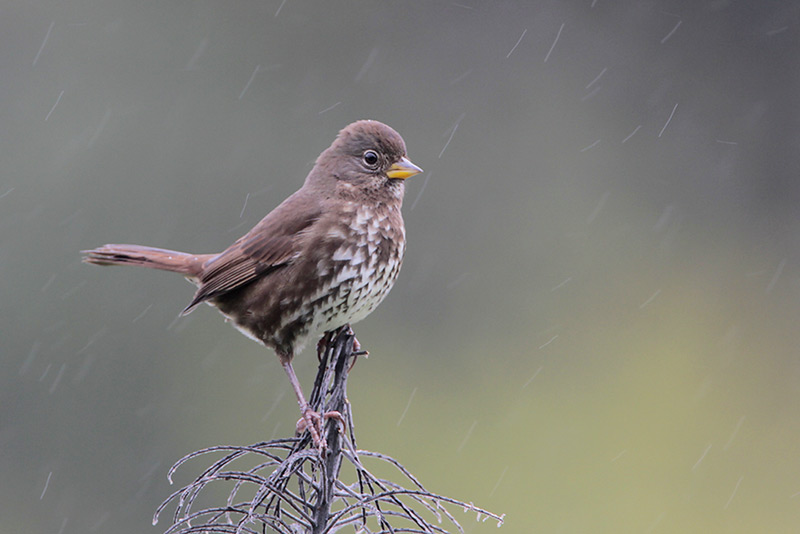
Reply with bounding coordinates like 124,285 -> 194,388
82,244 -> 211,280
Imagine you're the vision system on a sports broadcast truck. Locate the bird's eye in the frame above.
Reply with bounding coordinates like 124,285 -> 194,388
363,150 -> 379,167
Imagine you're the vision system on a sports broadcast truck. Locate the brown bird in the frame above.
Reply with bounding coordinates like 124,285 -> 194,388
83,120 -> 422,450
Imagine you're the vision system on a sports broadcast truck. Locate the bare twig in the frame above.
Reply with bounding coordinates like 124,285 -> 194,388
155,325 -> 504,533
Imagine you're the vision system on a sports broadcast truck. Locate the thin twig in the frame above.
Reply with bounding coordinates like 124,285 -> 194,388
155,325 -> 504,534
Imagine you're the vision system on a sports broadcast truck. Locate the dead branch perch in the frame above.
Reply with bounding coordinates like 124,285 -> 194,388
154,325 -> 504,533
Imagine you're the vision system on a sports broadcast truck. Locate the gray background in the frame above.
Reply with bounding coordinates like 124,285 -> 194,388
3,1 -> 800,532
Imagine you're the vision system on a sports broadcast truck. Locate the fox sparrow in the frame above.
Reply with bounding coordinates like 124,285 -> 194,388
83,120 -> 422,450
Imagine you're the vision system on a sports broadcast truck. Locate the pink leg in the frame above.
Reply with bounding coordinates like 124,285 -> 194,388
282,360 -> 326,450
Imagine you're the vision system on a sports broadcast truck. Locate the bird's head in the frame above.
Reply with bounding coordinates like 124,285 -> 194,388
310,120 -> 422,201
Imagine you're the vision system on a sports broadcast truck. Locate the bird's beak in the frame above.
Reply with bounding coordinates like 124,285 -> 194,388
386,156 -> 423,180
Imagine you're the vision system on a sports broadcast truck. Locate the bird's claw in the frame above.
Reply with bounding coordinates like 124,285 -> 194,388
349,336 -> 369,369
296,409 -> 345,451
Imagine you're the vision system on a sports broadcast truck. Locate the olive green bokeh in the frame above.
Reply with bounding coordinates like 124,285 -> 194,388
3,1 -> 799,533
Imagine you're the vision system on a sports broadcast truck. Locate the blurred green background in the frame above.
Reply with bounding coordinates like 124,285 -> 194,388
3,1 -> 800,532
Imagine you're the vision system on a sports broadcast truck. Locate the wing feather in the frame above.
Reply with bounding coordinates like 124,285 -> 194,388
182,192 -> 321,314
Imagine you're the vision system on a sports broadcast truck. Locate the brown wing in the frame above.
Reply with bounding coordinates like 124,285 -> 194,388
182,191 -> 321,314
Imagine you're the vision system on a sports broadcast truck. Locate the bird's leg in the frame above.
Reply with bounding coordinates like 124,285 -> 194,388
281,359 -> 326,450
281,359 -> 343,452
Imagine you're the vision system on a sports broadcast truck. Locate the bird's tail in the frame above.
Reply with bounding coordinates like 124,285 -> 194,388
82,244 -> 210,280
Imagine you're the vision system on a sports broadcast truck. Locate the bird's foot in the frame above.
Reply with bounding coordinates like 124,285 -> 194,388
316,332 -> 334,362
350,336 -> 368,369
317,330 -> 367,367
352,336 -> 368,355
296,408 -> 344,451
